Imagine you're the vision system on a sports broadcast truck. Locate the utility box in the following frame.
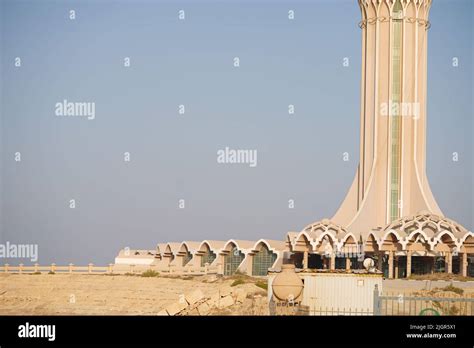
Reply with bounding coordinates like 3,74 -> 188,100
268,271 -> 383,315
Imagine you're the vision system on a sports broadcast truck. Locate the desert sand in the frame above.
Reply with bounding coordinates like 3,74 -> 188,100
0,273 -> 268,315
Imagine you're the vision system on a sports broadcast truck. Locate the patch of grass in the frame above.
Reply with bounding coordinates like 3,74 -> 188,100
231,279 -> 246,287
141,270 -> 160,277
31,272 -> 41,275
124,272 -> 136,276
48,271 -> 55,275
255,281 -> 268,290
441,285 -> 464,295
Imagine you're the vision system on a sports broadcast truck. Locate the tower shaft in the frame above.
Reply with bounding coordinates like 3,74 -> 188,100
332,0 -> 442,236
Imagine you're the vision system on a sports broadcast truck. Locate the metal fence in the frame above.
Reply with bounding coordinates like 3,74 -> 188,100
269,298 -> 374,316
269,285 -> 474,316
374,284 -> 474,316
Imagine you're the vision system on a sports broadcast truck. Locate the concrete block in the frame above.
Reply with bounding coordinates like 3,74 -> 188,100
197,301 -> 211,315
185,288 -> 204,305
219,286 -> 232,297
165,301 -> 188,316
187,308 -> 200,316
218,295 -> 234,308
208,292 -> 220,307
234,288 -> 247,303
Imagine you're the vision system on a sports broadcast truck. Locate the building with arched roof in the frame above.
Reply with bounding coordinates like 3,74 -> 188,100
116,0 -> 473,280
283,0 -> 473,279
117,239 -> 287,276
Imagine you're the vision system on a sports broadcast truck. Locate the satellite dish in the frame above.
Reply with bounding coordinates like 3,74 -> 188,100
363,258 -> 375,270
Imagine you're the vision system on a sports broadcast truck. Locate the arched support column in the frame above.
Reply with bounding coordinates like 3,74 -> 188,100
394,256 -> 399,279
461,252 -> 468,277
388,251 -> 394,279
406,250 -> 412,278
377,252 -> 383,271
446,252 -> 453,274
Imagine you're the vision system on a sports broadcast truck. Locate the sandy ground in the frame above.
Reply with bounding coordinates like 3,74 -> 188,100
2,274 -> 473,316
0,273 -> 266,315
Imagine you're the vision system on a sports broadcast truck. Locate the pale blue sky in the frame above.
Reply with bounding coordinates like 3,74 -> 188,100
0,0 -> 472,265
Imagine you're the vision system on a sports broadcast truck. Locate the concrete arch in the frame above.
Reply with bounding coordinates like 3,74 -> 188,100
252,239 -> 271,252
341,232 -> 358,245
380,229 -> 403,244
314,232 -> 338,255
155,243 -> 167,259
404,230 -> 433,252
338,233 -> 359,253
178,242 -> 190,254
460,231 -> 474,245
379,230 -> 403,251
432,230 -> 459,252
195,240 -> 221,268
223,239 -> 241,252
405,229 -> 431,244
198,241 -> 213,253
249,239 -> 285,275
364,232 -> 380,253
314,231 -> 338,248
293,231 -> 314,252
460,233 -> 474,253
219,239 -> 249,275
432,230 -> 458,246
164,242 -> 181,256
420,221 -> 438,237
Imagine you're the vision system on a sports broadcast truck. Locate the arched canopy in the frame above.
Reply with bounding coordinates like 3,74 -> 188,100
405,231 -> 432,252
339,233 -> 359,254
156,243 -> 167,258
293,231 -> 313,252
251,239 -> 285,254
197,240 -> 226,255
178,241 -> 201,255
222,239 -> 255,254
378,230 -> 403,252
301,218 -> 348,243
461,234 -> 474,253
364,232 -> 379,253
315,233 -> 337,253
381,211 -> 468,240
164,242 -> 182,257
